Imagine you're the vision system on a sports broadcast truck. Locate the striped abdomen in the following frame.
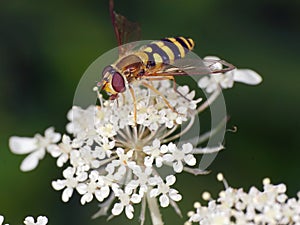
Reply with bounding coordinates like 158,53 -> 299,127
135,37 -> 195,69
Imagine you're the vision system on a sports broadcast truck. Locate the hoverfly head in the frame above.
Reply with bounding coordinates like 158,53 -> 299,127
99,65 -> 126,95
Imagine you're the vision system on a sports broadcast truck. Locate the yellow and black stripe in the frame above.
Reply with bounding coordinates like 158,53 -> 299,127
135,37 -> 195,69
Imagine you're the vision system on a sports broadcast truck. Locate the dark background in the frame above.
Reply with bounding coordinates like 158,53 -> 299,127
1,0 -> 299,224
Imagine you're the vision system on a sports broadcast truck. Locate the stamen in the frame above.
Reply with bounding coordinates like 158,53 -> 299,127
262,177 -> 271,185
193,202 -> 201,208
202,191 -> 211,201
217,172 -> 229,189
94,86 -> 104,107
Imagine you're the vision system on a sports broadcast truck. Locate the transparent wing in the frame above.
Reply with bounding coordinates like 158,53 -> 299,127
143,58 -> 236,77
109,0 -> 141,57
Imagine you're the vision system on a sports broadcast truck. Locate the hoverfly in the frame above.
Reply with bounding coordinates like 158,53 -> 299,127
98,0 -> 235,123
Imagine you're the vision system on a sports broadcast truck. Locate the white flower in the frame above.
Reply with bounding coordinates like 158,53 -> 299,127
187,175 -> 300,225
52,166 -> 87,202
79,145 -> 101,169
67,105 -> 104,145
0,215 -> 48,225
76,170 -> 110,204
23,216 -> 48,225
9,127 -> 61,171
111,188 -> 135,219
198,56 -> 262,93
125,165 -> 152,196
66,105 -> 95,134
9,80 -> 221,224
0,215 -> 8,225
162,142 -> 196,173
9,78 -> 240,224
149,175 -> 182,207
49,134 -> 79,167
93,137 -> 114,159
97,123 -> 117,138
105,148 -> 135,181
143,139 -> 167,167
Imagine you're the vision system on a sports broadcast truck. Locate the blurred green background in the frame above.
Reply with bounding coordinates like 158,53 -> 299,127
1,0 -> 300,224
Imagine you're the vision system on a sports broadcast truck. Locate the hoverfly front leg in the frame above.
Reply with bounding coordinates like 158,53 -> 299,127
128,85 -> 137,126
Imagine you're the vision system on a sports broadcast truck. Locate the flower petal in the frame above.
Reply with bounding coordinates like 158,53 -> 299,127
159,194 -> 170,207
57,154 -> 68,167
166,175 -> 176,186
36,216 -> 48,225
162,154 -> 173,162
24,216 -> 34,224
81,193 -> 93,205
76,183 -> 87,195
184,154 -> 196,166
112,203 -> 124,216
150,188 -> 159,197
173,160 -> 183,173
182,143 -> 193,153
169,189 -> 182,202
20,150 -> 44,172
52,180 -> 66,190
63,167 -> 75,178
155,157 -> 163,168
45,127 -> 61,143
131,193 -> 142,204
198,76 -> 210,89
9,137 -> 37,154
62,187 -> 73,202
0,215 -> 4,224
233,69 -> 262,85
100,186 -> 110,199
144,156 -> 154,167
125,204 -> 134,219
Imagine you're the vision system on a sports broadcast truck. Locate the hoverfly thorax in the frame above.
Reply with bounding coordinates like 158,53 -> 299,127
116,55 -> 146,81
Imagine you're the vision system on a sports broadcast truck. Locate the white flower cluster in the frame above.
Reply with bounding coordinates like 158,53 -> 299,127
0,215 -> 48,225
9,81 -> 207,223
186,174 -> 300,225
8,63 -> 262,224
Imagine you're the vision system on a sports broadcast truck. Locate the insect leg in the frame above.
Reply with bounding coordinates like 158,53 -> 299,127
166,75 -> 191,101
141,81 -> 177,113
128,85 -> 137,125
145,76 -> 191,101
121,92 -> 126,105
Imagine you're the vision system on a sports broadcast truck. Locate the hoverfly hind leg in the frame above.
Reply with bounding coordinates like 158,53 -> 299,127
169,75 -> 192,102
144,76 -> 191,109
141,81 -> 182,115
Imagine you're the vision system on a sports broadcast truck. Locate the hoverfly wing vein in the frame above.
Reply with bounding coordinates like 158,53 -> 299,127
204,59 -> 236,74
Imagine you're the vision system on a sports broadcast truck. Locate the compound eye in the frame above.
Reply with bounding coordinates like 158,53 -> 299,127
102,65 -> 113,79
112,72 -> 126,93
